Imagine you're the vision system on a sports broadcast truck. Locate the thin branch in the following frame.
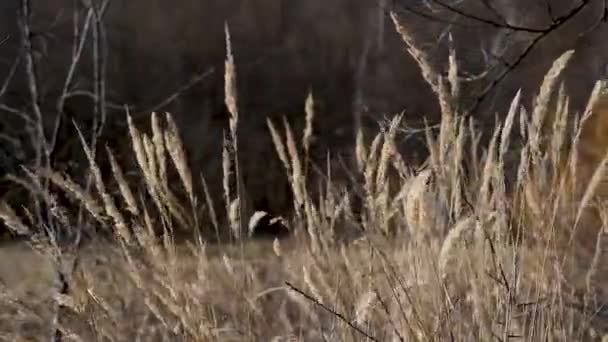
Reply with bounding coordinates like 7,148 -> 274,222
0,103 -> 34,125
285,281 -> 380,342
413,0 -> 593,116
0,54 -> 23,98
468,32 -> 546,114
0,35 -> 9,47
57,8 -> 94,116
479,0 -> 508,25
62,90 -> 124,110
21,0 -> 46,155
468,0 -> 592,114
141,67 -> 216,114
428,0 -> 548,32
90,0 -> 110,138
389,0 -> 481,28
57,0 -> 110,117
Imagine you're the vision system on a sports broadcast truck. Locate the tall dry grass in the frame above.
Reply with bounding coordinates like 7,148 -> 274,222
1,12 -> 608,342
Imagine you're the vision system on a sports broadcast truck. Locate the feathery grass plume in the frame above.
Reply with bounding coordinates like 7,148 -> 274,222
573,150 -> 608,232
164,112 -> 193,201
228,198 -> 241,239
223,24 -> 249,237
437,77 -> 455,168
75,124 -> 131,242
0,201 -> 30,236
435,77 -> 459,218
143,134 -> 159,185
519,106 -> 529,147
467,117 -> 483,180
450,117 -> 466,217
267,118 -> 291,176
447,33 -> 460,101
438,216 -> 474,278
222,136 -> 232,207
559,83 -> 606,203
404,169 -> 434,238
126,110 -> 150,179
304,202 -> 321,254
133,125 -> 187,229
565,111 -> 588,200
355,129 -> 368,172
151,112 -> 168,189
283,117 -> 305,209
390,141 -> 409,179
500,90 -> 521,163
105,146 -> 139,215
157,184 -> 190,230
552,88 -> 606,228
143,132 -> 191,229
221,137 -> 238,238
40,169 -> 104,221
363,132 -> 384,193
303,90 -> 315,159
492,92 -> 520,219
390,11 -> 438,93
569,80 -> 608,191
478,127 -> 500,210
583,80 -> 606,119
224,23 -> 238,125
585,214 -> 604,291
516,143 -> 531,190
529,50 -> 574,159
141,204 -> 163,258
200,174 -> 219,236
549,85 -> 569,169
375,114 -> 403,193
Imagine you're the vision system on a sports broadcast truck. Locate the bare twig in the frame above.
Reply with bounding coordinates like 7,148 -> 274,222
0,35 -> 9,46
428,0 -> 547,32
0,103 -> 34,125
57,0 -> 110,117
57,7 -> 94,116
0,54 -> 22,99
142,67 -> 216,114
479,0 -> 508,24
21,0 -> 46,159
285,282 -> 380,342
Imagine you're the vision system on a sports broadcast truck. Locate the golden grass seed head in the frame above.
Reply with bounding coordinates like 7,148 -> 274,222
164,112 -> 193,200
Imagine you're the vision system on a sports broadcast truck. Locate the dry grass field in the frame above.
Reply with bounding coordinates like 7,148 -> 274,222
2,10 -> 608,342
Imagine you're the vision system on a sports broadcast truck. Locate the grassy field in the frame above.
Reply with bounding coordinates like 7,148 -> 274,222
1,13 -> 608,342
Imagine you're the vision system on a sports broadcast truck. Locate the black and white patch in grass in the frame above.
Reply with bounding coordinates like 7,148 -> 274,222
248,211 -> 290,239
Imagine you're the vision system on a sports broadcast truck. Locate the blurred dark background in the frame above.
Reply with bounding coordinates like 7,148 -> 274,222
1,0 -> 607,221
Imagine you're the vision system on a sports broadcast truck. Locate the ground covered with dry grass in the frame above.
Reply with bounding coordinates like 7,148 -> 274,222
1,14 -> 608,342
